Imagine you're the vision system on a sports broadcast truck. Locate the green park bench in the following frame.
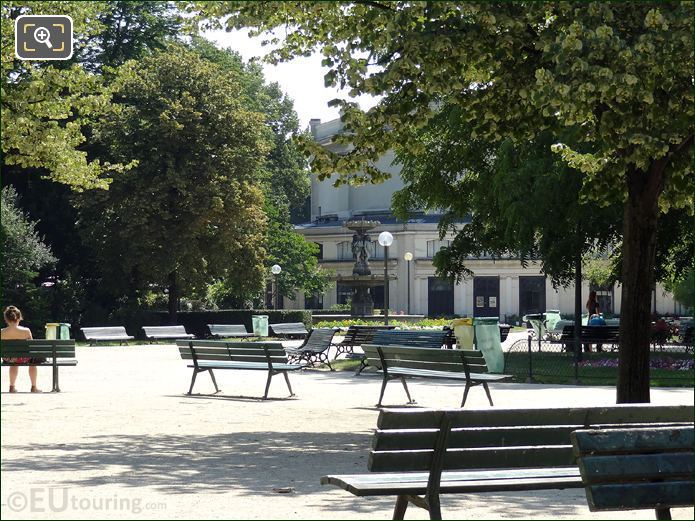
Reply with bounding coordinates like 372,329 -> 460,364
321,404 -> 694,520
572,426 -> 694,520
285,328 -> 336,370
361,344 -> 512,407
269,322 -> 309,339
176,340 -> 302,399
553,325 -> 621,352
142,325 -> 194,341
332,324 -> 396,359
207,324 -> 255,339
0,339 -> 77,392
352,329 -> 453,375
81,326 -> 134,345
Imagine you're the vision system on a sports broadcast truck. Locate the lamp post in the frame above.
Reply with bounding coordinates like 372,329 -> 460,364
378,231 -> 394,325
271,264 -> 282,309
404,252 -> 413,315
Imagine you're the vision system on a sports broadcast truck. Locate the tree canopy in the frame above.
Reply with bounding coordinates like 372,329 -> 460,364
196,1 -> 694,402
77,45 -> 270,321
1,1 -> 120,189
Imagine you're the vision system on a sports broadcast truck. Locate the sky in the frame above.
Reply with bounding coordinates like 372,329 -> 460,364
203,28 -> 379,129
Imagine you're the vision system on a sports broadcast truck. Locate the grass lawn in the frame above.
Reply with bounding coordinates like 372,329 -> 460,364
504,350 -> 694,387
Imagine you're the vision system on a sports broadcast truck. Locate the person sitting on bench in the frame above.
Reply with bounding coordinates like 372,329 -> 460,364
1,306 -> 40,393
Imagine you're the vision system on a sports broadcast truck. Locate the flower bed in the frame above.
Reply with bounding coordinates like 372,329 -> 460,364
579,356 -> 694,371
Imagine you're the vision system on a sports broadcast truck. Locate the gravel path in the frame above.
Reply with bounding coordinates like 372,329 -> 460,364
2,343 -> 692,520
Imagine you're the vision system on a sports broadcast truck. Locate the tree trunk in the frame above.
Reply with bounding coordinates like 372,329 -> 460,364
617,164 -> 664,403
574,252 -> 583,368
167,271 -> 178,325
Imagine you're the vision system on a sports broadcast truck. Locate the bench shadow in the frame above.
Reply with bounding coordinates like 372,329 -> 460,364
2,431 -> 372,497
171,393 -> 296,403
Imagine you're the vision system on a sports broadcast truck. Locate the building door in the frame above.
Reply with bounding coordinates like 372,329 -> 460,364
473,276 -> 500,317
428,277 -> 454,317
519,276 -> 546,317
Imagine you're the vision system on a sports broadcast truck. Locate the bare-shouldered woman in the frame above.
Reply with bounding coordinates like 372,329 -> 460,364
1,306 -> 39,392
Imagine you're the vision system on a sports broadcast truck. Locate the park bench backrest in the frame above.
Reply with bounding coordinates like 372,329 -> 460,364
269,322 -> 309,336
176,340 -> 288,365
207,324 -> 251,337
81,326 -> 131,338
367,405 -> 694,473
571,426 -> 694,512
143,325 -> 191,337
302,328 -> 336,349
371,329 -> 449,349
362,345 -> 487,376
343,325 -> 396,345
560,325 -> 620,342
1,339 -> 76,359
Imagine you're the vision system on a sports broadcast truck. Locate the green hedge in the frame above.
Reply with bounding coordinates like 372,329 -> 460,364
143,309 -> 312,339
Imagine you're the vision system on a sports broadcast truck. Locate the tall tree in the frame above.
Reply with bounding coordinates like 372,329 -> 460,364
190,38 -> 327,305
0,186 -> 56,328
197,2 -> 694,402
77,45 -> 270,322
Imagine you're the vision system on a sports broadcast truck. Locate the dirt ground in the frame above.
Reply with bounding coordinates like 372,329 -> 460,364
1,341 -> 693,520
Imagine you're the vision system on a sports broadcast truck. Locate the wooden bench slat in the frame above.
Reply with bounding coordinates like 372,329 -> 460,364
579,453 -> 693,481
369,445 -> 575,472
192,361 -> 302,371
322,467 -> 581,496
571,424 -> 694,453
373,426 -> 586,451
585,482 -> 694,511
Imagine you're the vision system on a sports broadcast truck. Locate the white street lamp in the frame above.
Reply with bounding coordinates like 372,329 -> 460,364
378,231 -> 394,324
271,264 -> 282,309
404,252 -> 413,315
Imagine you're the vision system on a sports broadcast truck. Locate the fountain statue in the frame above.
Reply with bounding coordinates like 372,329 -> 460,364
336,219 -> 396,316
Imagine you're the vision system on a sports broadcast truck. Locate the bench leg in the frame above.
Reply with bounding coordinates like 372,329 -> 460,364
427,494 -> 442,520
393,495 -> 409,520
283,371 -> 296,397
52,364 -> 60,392
263,372 -> 273,399
655,508 -> 672,520
400,377 -> 416,404
377,376 -> 390,407
460,381 -> 472,407
482,382 -> 494,406
208,369 -> 220,393
319,352 -> 334,371
354,358 -> 368,376
187,370 -> 199,395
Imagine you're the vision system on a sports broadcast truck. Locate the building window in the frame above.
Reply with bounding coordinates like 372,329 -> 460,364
367,241 -> 386,260
590,283 -> 614,314
336,283 -> 353,305
305,292 -> 323,310
337,241 -> 353,261
426,239 -> 451,258
314,242 -> 323,260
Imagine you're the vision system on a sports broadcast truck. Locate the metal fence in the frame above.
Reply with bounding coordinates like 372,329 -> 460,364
504,335 -> 694,385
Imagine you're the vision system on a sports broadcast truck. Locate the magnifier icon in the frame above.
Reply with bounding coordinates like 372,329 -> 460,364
34,26 -> 52,48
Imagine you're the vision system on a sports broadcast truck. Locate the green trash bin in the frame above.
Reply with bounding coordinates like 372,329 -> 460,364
58,323 -> 71,339
523,313 -> 546,339
451,318 -> 474,350
544,310 -> 562,333
252,315 -> 269,337
473,317 -> 504,373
